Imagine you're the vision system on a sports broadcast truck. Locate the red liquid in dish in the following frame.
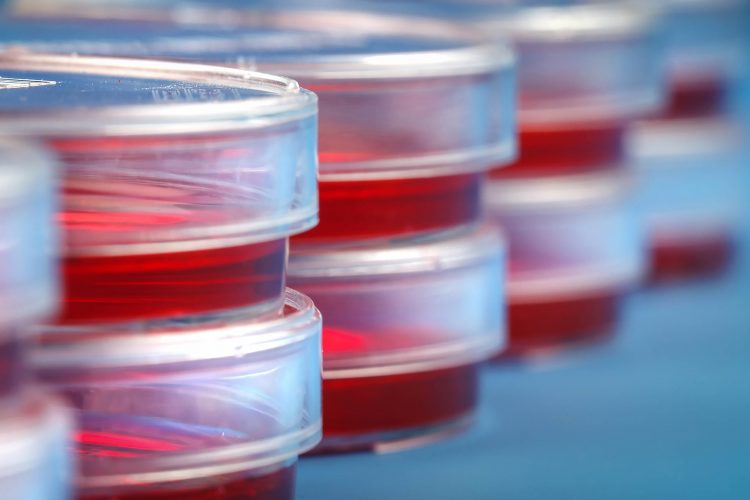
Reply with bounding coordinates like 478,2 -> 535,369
649,233 -> 735,283
60,239 -> 286,324
501,292 -> 622,358
491,122 -> 626,178
80,465 -> 295,500
319,328 -> 478,451
663,76 -> 729,119
293,173 -> 481,244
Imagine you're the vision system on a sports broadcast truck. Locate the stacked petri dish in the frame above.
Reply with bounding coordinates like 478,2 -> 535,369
2,7 -> 517,452
627,0 -> 749,282
470,1 -> 663,357
0,50 -> 322,498
0,139 -> 72,498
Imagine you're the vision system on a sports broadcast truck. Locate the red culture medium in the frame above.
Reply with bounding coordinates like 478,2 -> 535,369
293,173 -> 481,243
491,121 -> 626,178
662,76 -> 729,119
501,293 -> 621,359
80,465 -> 295,500
60,239 -> 286,324
489,119 -> 628,357
649,234 -> 735,283
317,328 -> 478,452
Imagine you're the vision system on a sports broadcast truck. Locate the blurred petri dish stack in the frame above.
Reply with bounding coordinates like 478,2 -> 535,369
294,0 -> 664,359
467,1 -> 663,358
0,51 -> 322,498
627,0 -> 749,282
0,7 -> 517,452
0,140 -> 72,498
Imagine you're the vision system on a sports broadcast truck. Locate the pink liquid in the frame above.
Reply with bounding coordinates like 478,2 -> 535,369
293,173 -> 481,244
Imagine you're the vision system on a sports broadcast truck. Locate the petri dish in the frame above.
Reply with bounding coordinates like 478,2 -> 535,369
32,288 -> 322,499
288,226 -> 504,452
485,170 -> 643,357
0,10 -> 516,244
0,50 -> 317,324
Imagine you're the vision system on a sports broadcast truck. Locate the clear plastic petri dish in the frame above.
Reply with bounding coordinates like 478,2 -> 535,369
287,226 -> 504,452
31,289 -> 321,499
0,9 -> 516,245
484,170 -> 643,358
0,390 -> 73,499
0,50 -> 317,324
0,139 -> 57,398
474,1 -> 664,178
629,118 -> 746,282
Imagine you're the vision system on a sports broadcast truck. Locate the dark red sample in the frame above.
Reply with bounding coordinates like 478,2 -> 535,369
293,173 -> 481,243
60,238 -> 286,324
649,233 -> 735,283
491,121 -> 626,178
501,292 -> 622,359
320,363 -> 478,452
663,75 -> 729,119
80,465 -> 295,500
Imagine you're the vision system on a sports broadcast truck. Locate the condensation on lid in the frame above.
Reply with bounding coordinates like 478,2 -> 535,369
0,51 -> 316,136
485,170 -> 634,211
32,288 -> 320,369
288,225 -> 503,278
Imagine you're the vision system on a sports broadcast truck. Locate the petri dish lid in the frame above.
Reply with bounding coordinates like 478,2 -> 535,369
33,288 -> 320,369
0,50 -> 319,253
479,2 -> 664,124
288,225 -> 503,279
484,170 -> 634,211
340,0 -> 661,124
0,10 -> 516,180
0,50 -> 316,137
0,139 -> 57,327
